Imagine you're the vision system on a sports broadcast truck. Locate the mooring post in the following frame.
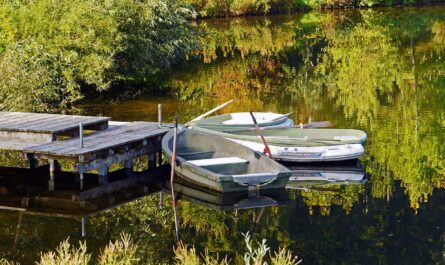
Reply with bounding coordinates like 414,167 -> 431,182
158,104 -> 163,127
79,122 -> 84,148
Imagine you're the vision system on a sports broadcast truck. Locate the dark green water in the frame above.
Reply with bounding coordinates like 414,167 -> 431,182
1,6 -> 445,264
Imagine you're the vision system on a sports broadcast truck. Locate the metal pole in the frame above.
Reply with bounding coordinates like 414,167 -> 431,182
79,122 -> 84,148
80,173 -> 84,190
158,104 -> 163,127
81,217 -> 87,238
170,113 -> 179,241
159,189 -> 163,209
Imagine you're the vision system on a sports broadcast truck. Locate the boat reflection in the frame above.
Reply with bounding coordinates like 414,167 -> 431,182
165,178 -> 290,236
285,161 -> 366,191
165,178 -> 290,211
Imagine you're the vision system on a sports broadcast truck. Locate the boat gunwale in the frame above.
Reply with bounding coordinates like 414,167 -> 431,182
161,129 -> 291,185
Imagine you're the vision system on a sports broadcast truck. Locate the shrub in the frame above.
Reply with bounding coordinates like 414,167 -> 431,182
0,0 -> 197,112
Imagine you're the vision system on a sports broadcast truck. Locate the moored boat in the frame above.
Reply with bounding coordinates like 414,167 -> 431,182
190,126 -> 367,162
192,112 -> 294,130
162,129 -> 291,192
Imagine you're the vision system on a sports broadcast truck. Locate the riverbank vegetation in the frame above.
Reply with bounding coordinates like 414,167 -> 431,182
184,0 -> 445,17
1,1 -> 445,112
0,0 -> 197,112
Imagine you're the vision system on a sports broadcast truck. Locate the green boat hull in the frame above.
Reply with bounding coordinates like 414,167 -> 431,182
192,126 -> 367,147
162,129 -> 291,193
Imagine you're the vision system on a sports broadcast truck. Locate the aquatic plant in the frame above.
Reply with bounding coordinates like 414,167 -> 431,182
97,234 -> 139,265
37,239 -> 90,265
173,232 -> 301,265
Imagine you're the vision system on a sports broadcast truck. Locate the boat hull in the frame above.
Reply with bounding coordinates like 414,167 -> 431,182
173,166 -> 290,192
162,129 -> 291,193
229,139 -> 365,162
192,112 -> 294,131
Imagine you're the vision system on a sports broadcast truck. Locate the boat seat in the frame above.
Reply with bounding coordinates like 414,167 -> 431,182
188,157 -> 248,167
232,173 -> 277,186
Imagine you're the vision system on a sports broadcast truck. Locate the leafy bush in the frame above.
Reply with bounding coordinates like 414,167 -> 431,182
0,0 -> 197,112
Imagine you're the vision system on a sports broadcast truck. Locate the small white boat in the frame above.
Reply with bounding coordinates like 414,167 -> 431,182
190,113 -> 366,163
192,112 -> 294,130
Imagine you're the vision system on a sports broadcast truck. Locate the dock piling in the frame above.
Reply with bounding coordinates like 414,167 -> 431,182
79,122 -> 84,148
158,104 -> 163,127
98,165 -> 109,184
80,173 -> 84,190
124,160 -> 134,177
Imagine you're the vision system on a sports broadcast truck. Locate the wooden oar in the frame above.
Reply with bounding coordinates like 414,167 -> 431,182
269,112 -> 294,122
170,113 -> 180,241
223,120 -> 332,133
159,100 -> 234,129
303,121 -> 332,128
185,99 -> 234,125
266,136 -> 343,142
249,111 -> 273,158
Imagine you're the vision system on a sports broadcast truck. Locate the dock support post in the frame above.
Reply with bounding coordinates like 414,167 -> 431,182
158,104 -> 163,127
148,153 -> 156,168
27,154 -> 38,169
158,151 -> 163,167
159,190 -> 163,209
98,165 -> 109,184
80,173 -> 84,190
79,122 -> 84,148
48,159 -> 60,191
124,160 -> 133,177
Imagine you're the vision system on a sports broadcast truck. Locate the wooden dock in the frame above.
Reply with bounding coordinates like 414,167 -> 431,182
0,111 -> 169,191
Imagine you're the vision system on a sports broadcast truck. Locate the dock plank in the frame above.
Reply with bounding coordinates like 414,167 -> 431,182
0,112 -> 109,134
0,137 -> 45,151
24,122 -> 167,158
26,124 -> 145,155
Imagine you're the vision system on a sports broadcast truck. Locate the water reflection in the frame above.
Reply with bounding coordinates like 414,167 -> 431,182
0,166 -> 165,261
3,5 -> 444,264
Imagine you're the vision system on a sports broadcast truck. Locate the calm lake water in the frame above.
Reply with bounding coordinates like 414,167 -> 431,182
1,6 -> 445,264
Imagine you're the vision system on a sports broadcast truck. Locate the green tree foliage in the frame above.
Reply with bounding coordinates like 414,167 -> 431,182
184,0 -> 445,17
0,0 -> 197,112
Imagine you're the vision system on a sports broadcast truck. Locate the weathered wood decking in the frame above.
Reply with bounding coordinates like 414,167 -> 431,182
0,111 -> 169,191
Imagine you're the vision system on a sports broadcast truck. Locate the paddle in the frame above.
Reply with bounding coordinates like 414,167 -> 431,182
223,120 -> 332,133
170,112 -> 180,241
269,112 -> 294,122
158,100 -> 233,129
303,120 -> 332,128
249,111 -> 273,158
185,99 -> 234,126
